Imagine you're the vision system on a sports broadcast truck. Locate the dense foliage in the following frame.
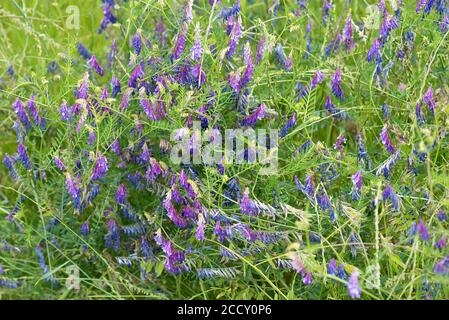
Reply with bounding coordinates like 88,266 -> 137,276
1,0 -> 449,299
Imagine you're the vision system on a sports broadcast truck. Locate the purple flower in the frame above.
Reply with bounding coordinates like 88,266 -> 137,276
240,188 -> 258,216
328,258 -> 337,275
279,112 -> 297,138
110,76 -> 121,98
415,103 -> 424,125
27,95 -> 44,128
77,42 -> 92,60
240,42 -> 254,88
256,35 -> 266,64
128,63 -> 144,88
303,272 -> 312,286
214,221 -> 227,242
66,174 -> 81,200
342,13 -> 354,51
13,98 -> 31,130
228,70 -> 241,93
115,183 -> 127,205
164,193 -> 187,228
120,88 -> 133,110
366,38 -> 382,63
190,63 -> 207,87
382,183 -> 400,211
310,70 -> 324,88
91,153 -> 108,181
435,236 -> 447,251
59,101 -> 72,121
416,0 -> 427,13
17,143 -> 31,170
226,16 -> 242,59
351,171 -> 362,201
190,24 -> 204,61
241,103 -> 266,127
105,219 -> 120,252
331,69 -> 344,100
89,55 -> 104,76
98,2 -> 116,34
172,24 -> 187,60
54,156 -> 65,171
132,30 -> 142,55
88,130 -> 96,145
423,86 -> 436,117
322,0 -> 332,26
437,210 -> 447,222
195,214 -> 206,241
417,219 -> 430,242
80,221 -> 90,236
347,271 -> 362,298
380,125 -> 395,154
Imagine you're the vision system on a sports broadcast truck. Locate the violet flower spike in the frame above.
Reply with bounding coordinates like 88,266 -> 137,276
132,30 -> 142,55
347,271 -> 362,298
89,55 -> 104,76
190,23 -> 204,61
380,125 -> 395,154
331,69 -> 344,100
91,153 -> 108,181
423,86 -> 436,117
17,143 -> 31,170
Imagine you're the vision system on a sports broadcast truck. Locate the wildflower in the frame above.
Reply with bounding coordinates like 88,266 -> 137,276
351,171 -> 363,201
423,86 -> 436,117
310,70 -> 324,88
91,153 -> 108,181
89,55 -> 104,76
256,35 -> 266,64
342,13 -> 355,51
279,112 -> 297,138
437,210 -> 447,222
241,103 -> 266,127
3,154 -> 18,180
240,188 -> 259,216
128,63 -> 144,88
415,103 -> 424,125
214,221 -> 227,242
226,15 -> 242,59
80,221 -> 90,236
228,70 -> 241,93
331,69 -> 344,100
240,42 -> 254,88
110,76 -> 121,98
120,88 -> 133,110
105,219 -> 121,252
27,95 -> 44,128
98,1 -> 117,34
53,156 -> 65,171
164,193 -> 187,228
435,236 -> 447,251
190,23 -> 203,61
322,1 -> 332,26
13,98 -> 31,130
59,101 -> 72,121
303,272 -> 312,286
115,183 -> 127,205
380,125 -> 395,154
417,219 -> 430,242
77,42 -> 91,60
274,43 -> 291,70
382,183 -> 401,211
434,256 -> 449,275
347,271 -> 362,298
328,258 -> 337,275
66,174 -> 81,201
132,30 -> 142,55
195,214 -> 206,241
366,38 -> 382,63
172,24 -> 187,60
17,143 -> 31,170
